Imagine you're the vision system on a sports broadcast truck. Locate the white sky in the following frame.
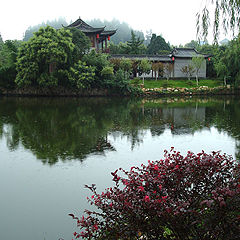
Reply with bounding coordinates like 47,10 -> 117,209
0,0 -> 226,45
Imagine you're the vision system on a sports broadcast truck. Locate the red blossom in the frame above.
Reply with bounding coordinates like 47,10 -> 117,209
93,224 -> 98,231
154,165 -> 159,170
144,195 -> 150,202
162,196 -> 167,202
70,150 -> 239,239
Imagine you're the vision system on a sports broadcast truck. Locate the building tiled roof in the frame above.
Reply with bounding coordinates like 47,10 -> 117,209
67,18 -> 117,36
110,54 -> 172,62
67,18 -> 105,34
171,48 -> 208,58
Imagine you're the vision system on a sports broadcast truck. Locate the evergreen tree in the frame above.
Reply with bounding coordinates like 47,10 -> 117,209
126,31 -> 145,54
147,34 -> 171,54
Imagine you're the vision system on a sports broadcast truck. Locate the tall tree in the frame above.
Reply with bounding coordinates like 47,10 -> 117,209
16,26 -> 74,87
126,31 -> 145,54
144,29 -> 152,45
184,40 -> 200,49
192,56 -> 205,85
152,62 -> 164,80
139,59 -> 151,84
68,28 -> 91,63
218,36 -> 240,85
197,0 -> 240,42
180,64 -> 195,80
119,58 -> 132,78
215,61 -> 228,85
0,40 -> 21,88
164,63 -> 174,81
147,34 -> 171,54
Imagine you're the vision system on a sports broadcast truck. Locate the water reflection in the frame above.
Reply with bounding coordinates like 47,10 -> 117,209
0,96 -> 239,164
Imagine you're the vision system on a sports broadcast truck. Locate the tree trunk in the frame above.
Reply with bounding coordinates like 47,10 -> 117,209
224,76 -> 227,86
196,74 -> 199,86
142,75 -> 145,85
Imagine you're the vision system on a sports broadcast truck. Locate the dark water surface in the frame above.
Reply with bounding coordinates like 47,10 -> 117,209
0,96 -> 239,240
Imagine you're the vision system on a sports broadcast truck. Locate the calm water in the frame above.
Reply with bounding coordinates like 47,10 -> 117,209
0,96 -> 240,240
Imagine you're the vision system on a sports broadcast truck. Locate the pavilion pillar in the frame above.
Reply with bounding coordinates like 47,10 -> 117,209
96,38 -> 99,51
105,38 -> 107,50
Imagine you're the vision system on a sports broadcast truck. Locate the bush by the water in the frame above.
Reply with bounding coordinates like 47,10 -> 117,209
70,149 -> 240,240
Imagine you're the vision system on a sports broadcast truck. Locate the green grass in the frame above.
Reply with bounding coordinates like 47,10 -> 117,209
131,78 -> 223,89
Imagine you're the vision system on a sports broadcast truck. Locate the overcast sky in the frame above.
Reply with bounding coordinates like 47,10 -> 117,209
0,0 -> 225,45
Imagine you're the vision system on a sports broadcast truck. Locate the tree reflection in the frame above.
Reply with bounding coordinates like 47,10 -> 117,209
0,96 -> 239,164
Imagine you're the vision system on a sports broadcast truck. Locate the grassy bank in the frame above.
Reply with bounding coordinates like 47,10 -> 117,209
131,78 -> 223,89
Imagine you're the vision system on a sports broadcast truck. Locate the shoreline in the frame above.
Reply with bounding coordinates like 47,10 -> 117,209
0,85 -> 239,97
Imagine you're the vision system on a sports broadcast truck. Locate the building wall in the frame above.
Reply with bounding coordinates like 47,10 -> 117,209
138,69 -> 172,79
174,59 -> 207,78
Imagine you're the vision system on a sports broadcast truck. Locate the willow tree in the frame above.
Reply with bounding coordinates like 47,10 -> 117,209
197,0 -> 240,42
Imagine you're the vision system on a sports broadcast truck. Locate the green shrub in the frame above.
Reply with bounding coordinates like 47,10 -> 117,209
0,66 -> 17,89
131,78 -> 141,86
69,60 -> 95,89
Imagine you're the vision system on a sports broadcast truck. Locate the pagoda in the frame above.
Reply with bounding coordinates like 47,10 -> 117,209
67,18 -> 116,53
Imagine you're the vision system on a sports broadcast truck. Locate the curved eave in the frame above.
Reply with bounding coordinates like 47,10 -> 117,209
100,30 -> 117,37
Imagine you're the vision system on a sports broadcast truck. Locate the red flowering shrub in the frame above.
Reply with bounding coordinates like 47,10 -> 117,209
70,149 -> 240,239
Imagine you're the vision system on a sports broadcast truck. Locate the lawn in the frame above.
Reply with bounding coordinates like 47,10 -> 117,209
131,78 -> 223,89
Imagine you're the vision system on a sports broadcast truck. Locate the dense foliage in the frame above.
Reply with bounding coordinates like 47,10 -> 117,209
13,26 -> 144,93
213,35 -> 240,85
70,149 -> 240,239
0,40 -> 21,88
16,26 -> 74,87
110,32 -> 170,55
147,34 -> 171,54
69,28 -> 91,63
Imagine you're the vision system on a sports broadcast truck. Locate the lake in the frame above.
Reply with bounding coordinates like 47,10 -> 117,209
0,96 -> 239,240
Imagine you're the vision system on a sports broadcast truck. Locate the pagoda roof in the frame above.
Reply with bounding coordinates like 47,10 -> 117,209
67,18 -> 105,34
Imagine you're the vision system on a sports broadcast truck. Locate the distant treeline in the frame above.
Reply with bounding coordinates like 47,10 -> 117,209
23,17 -> 69,41
22,17 -> 152,45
